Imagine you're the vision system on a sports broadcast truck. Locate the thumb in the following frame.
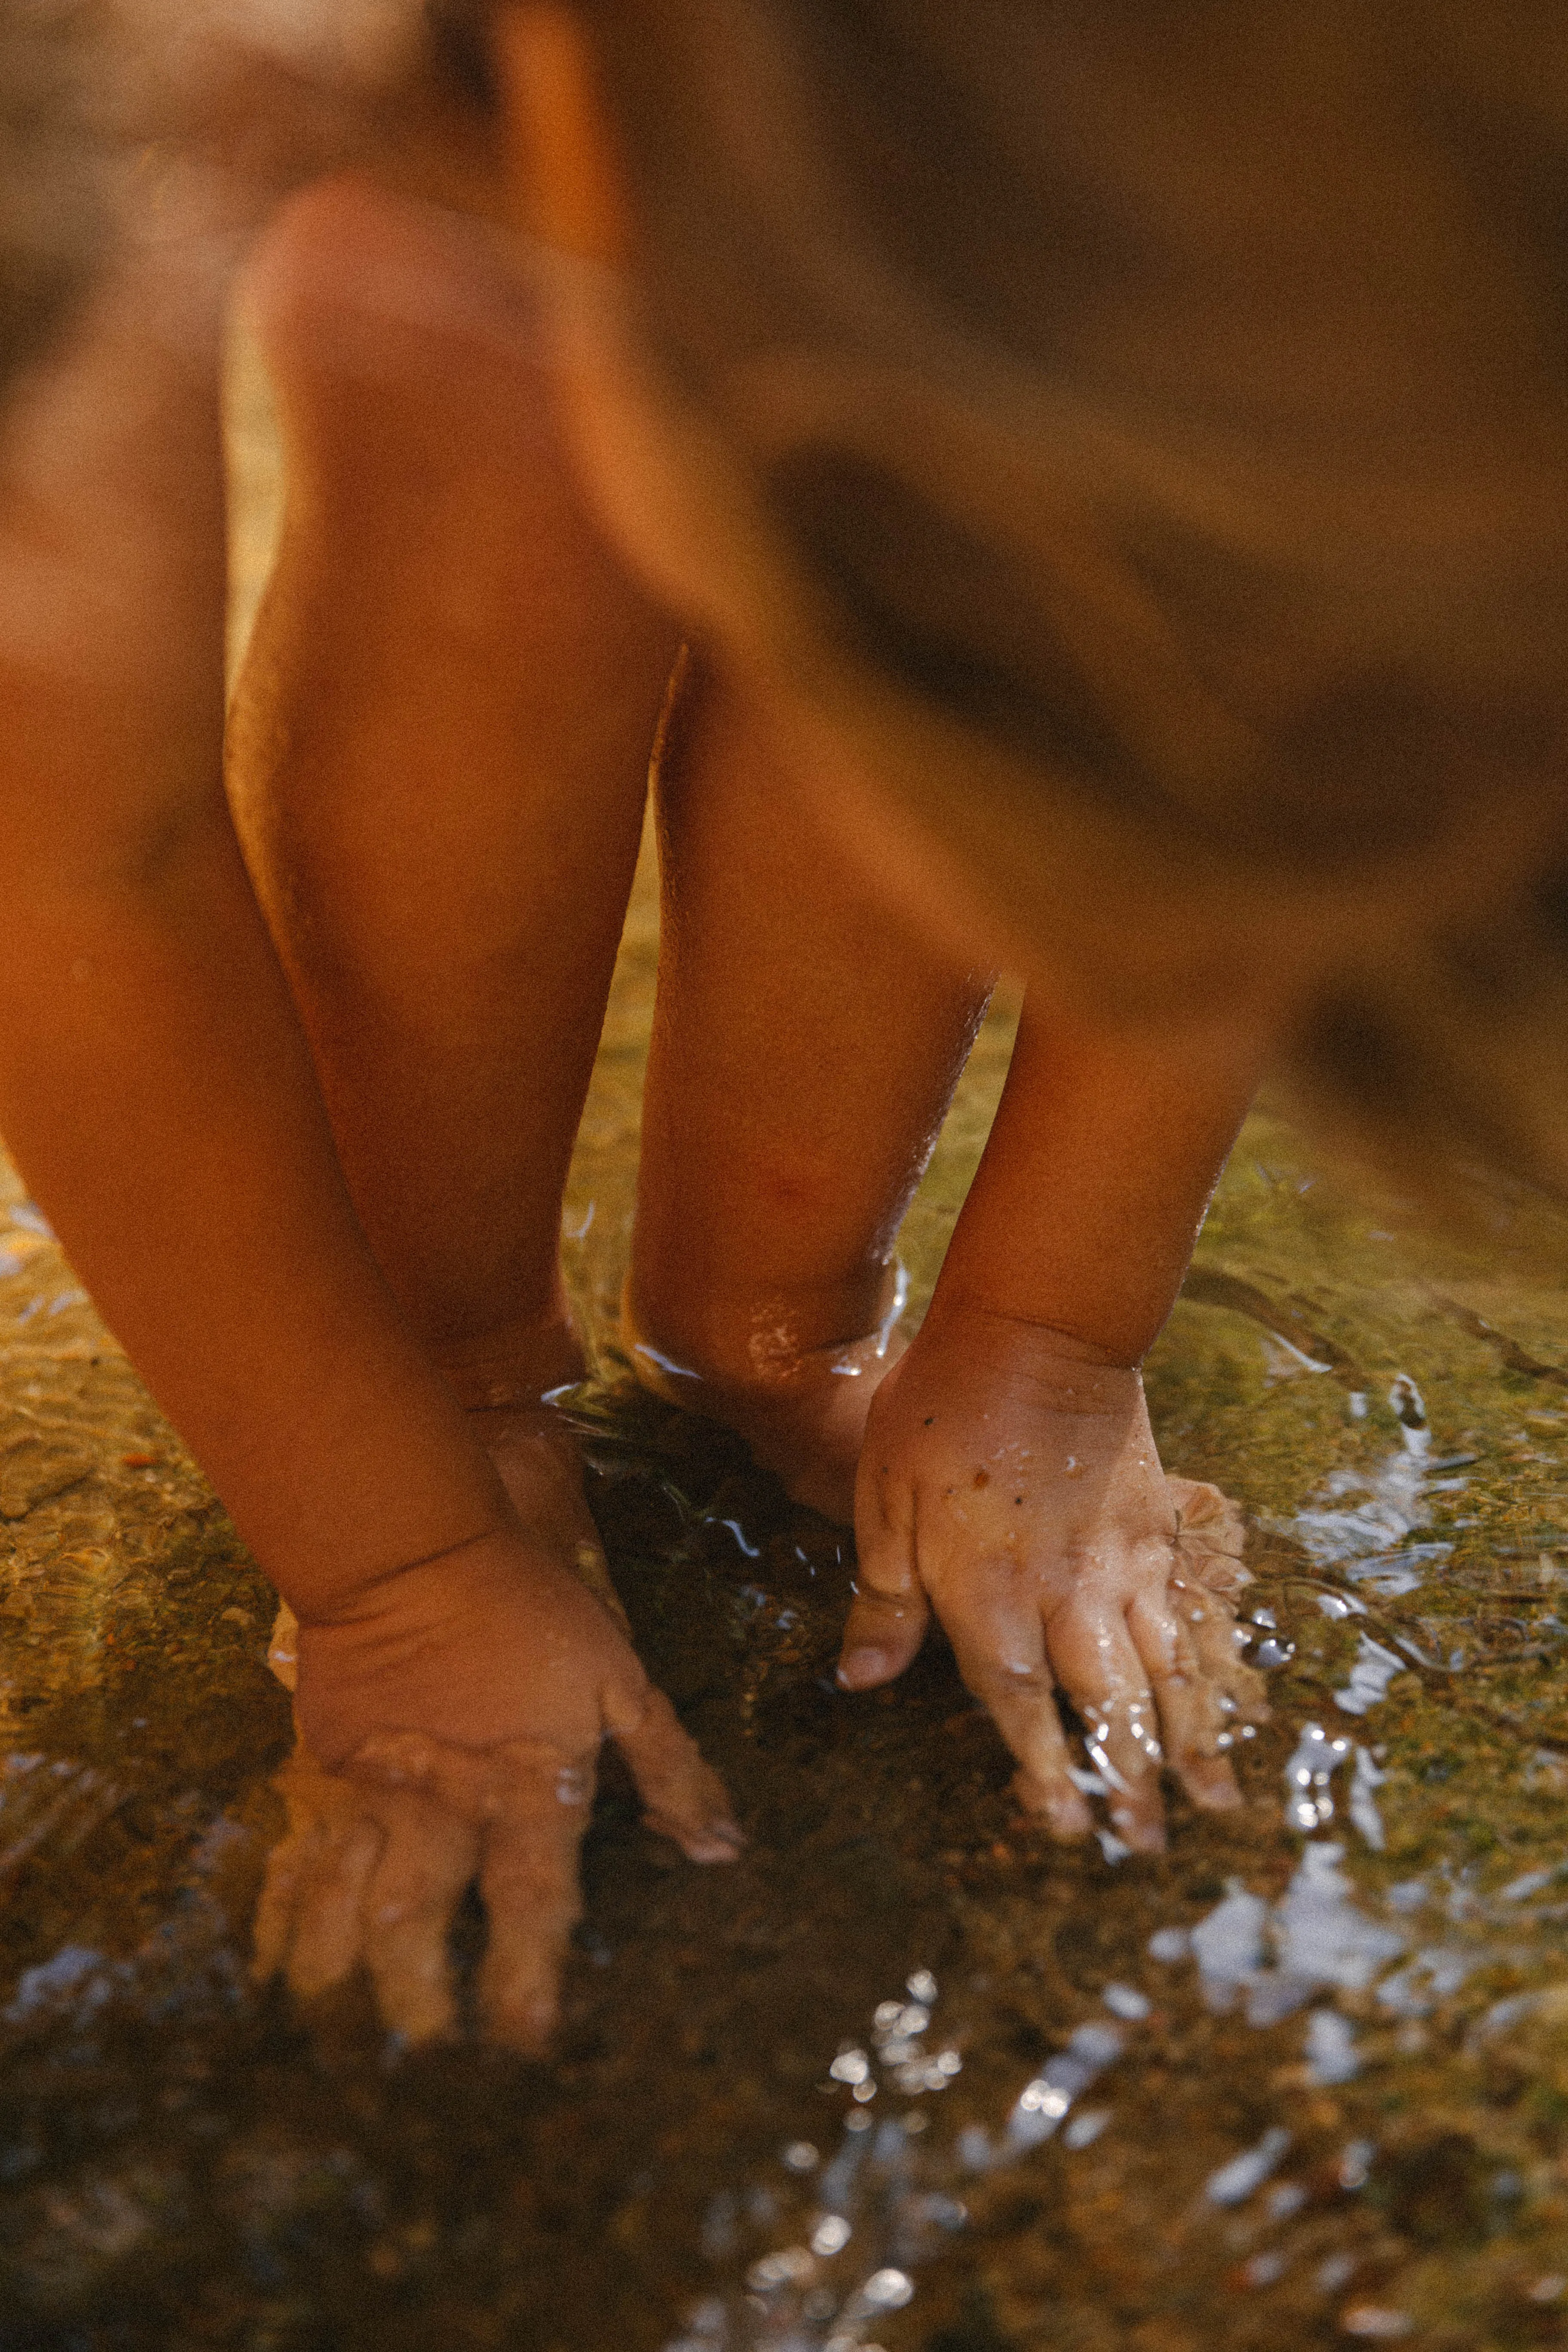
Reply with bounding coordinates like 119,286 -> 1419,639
840,1457 -> 930,1690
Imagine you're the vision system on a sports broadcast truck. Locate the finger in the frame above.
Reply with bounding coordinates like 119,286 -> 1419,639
358,1787 -> 481,2046
570,1531 -> 631,1635
285,1809 -> 386,2001
254,1743 -> 383,1994
1166,1476 -> 1243,1546
1170,1573 -> 1273,1724
253,1744 -> 331,1981
841,1470 -> 931,1689
606,1680 -> 743,1861
936,1568 -> 1092,1840
476,1755 -> 595,2052
251,1820 -> 311,1985
1044,1600 -> 1168,1853
1125,1588 -> 1244,1813
339,1733 -> 602,2049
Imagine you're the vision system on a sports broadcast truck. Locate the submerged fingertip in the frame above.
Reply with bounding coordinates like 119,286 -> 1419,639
687,1816 -> 747,1860
1111,1810 -> 1167,1855
687,1831 -> 745,1864
836,1645 -> 890,1688
641,1807 -> 745,1861
1046,1806 -> 1093,1843
491,2006 -> 555,2058
1011,1773 -> 1091,1838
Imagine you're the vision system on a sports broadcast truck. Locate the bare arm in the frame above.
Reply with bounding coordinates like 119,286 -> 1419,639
843,995 -> 1271,1850
937,993 -> 1258,1362
0,175 -> 734,2047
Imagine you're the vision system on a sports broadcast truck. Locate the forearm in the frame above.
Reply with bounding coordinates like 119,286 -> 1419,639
933,992 -> 1266,1365
0,812 -> 512,1612
0,243 -> 507,1621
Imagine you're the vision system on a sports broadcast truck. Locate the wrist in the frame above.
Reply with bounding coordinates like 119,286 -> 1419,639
892,1294 -> 1149,1429
285,1521 -> 518,1634
918,1288 -> 1146,1375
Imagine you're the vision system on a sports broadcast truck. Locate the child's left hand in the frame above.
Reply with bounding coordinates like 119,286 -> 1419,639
252,1527 -> 741,2050
838,1303 -> 1268,1851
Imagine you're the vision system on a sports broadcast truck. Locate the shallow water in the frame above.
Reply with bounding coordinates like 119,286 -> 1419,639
0,362 -> 1565,2352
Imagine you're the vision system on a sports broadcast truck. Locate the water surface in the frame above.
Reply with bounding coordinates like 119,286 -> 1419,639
0,354 -> 1564,2352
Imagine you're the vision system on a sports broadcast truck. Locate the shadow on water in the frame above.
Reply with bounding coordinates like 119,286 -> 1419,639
0,356 -> 1566,2351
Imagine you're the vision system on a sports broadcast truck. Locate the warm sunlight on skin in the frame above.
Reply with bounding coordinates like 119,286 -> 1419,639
0,15 -> 742,2058
487,11 -> 1272,1844
483,3 -> 1568,1860
4,2 -> 1565,2059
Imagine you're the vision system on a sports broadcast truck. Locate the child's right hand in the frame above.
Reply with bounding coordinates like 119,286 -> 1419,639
838,1305 -> 1268,1851
253,1528 -> 741,2049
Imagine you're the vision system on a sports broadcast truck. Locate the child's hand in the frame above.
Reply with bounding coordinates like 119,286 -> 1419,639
839,1306 -> 1268,1852
254,1530 -> 741,2049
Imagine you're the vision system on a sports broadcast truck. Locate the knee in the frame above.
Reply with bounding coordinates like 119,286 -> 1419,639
236,173 -> 551,472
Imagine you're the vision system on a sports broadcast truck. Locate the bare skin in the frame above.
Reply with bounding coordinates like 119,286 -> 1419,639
18,2 -> 1563,2052
625,658 -> 992,1519
228,176 -> 679,1406
223,153 -> 1267,2017
0,12 -> 1272,2051
223,173 -> 746,2038
255,1534 -> 734,2047
840,999 -> 1272,1853
626,672 -> 1269,1846
0,60 -> 735,2056
846,1321 -> 1268,1852
227,28 -> 1276,1929
224,157 -> 1262,2022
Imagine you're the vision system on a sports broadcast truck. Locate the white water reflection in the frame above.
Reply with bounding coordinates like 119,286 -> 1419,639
667,1724 -> 1487,2349
1304,2006 -> 1361,2084
1205,2126 -> 1292,2205
661,1966 -> 1129,2352
1335,1634 -> 1412,1715
1285,1375 -> 1455,1604
1181,1844 -> 1406,2028
660,1830 -> 1435,2349
1349,1746 -> 1389,1848
658,1853 -> 1433,2350
1280,1722 -> 1389,1847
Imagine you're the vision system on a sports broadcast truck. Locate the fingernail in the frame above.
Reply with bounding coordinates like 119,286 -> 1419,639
837,1648 -> 888,1689
1012,1771 -> 1091,1838
643,1808 -> 744,1860
1112,1808 -> 1167,1854
688,1831 -> 744,1863
1043,1797 -> 1093,1841
509,2001 -> 556,2057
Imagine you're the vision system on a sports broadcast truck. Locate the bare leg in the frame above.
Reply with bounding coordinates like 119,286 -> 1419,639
0,190 -> 734,2053
626,660 -> 994,1519
228,176 -> 680,1523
